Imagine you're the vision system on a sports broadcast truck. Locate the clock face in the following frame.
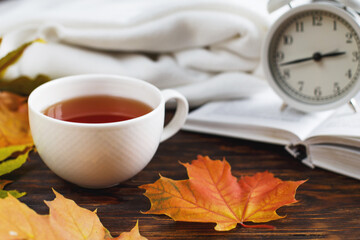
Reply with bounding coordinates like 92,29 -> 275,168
265,4 -> 360,110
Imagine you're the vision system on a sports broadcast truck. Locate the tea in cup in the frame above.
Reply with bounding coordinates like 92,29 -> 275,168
28,74 -> 188,188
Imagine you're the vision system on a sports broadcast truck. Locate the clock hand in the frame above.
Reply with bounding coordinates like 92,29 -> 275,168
280,51 -> 346,66
321,51 -> 346,58
279,56 -> 314,66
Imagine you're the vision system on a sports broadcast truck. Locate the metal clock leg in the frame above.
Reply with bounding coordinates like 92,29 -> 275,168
348,98 -> 360,113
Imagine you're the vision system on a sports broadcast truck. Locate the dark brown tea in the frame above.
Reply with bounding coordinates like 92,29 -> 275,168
44,95 -> 153,123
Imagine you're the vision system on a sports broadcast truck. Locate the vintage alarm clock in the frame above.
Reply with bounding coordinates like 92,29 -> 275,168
263,0 -> 360,112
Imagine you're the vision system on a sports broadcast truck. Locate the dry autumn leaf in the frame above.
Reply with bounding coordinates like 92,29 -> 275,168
0,92 -> 34,198
0,190 -> 148,240
0,39 -> 47,198
0,91 -> 33,148
0,39 -> 48,148
106,221 -> 147,240
140,155 -> 306,231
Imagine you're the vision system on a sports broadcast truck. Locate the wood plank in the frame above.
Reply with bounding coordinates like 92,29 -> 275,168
5,125 -> 360,239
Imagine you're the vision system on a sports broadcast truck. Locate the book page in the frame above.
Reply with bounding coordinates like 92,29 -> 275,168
184,88 -> 334,143
309,144 -> 360,180
308,92 -> 360,138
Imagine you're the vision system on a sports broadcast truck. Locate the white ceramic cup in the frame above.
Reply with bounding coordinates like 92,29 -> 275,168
28,74 -> 188,188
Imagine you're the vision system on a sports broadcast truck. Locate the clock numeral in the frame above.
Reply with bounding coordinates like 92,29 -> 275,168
346,32 -> 353,43
283,35 -> 293,45
352,51 -> 360,62
282,69 -> 290,80
312,15 -> 322,26
346,69 -> 352,79
314,87 -> 322,97
333,20 -> 337,31
296,21 -> 304,32
276,51 -> 284,61
298,81 -> 304,91
333,82 -> 341,95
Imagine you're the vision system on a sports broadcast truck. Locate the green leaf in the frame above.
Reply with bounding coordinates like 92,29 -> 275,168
0,74 -> 50,96
0,146 -> 32,199
0,146 -> 32,177
0,39 -> 49,96
0,180 -> 26,199
0,189 -> 26,199
0,144 -> 32,162
0,39 -> 45,77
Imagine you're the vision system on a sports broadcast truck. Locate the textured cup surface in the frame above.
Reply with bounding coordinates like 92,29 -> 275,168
28,74 -> 188,188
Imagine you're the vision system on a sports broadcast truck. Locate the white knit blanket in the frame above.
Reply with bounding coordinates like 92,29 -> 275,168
0,0 -> 270,107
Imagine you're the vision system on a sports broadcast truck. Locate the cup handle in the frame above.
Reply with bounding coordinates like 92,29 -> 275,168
160,89 -> 189,142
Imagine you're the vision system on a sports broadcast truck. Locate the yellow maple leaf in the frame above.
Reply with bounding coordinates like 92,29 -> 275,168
108,221 -> 147,240
0,190 -> 148,240
0,192 -> 57,239
45,190 -> 106,240
140,155 -> 306,231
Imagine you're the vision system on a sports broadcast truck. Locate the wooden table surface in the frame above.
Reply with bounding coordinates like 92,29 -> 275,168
7,123 -> 360,239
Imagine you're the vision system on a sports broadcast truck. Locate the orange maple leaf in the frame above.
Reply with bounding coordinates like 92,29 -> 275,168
140,155 -> 306,231
0,91 -> 33,148
0,190 -> 148,240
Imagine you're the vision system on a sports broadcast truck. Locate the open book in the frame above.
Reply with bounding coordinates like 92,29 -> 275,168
183,88 -> 360,180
